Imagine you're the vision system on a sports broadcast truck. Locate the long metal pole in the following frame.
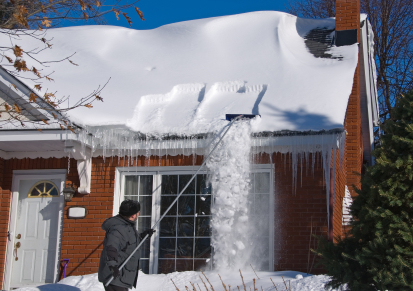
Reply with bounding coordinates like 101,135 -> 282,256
105,115 -> 243,286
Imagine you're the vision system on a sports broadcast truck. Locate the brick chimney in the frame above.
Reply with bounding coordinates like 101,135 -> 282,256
335,0 -> 362,240
335,0 -> 360,46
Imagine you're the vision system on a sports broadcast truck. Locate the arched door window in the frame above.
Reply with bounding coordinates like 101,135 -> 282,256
28,181 -> 59,198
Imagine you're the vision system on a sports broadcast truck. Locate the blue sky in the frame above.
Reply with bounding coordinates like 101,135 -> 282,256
97,0 -> 291,30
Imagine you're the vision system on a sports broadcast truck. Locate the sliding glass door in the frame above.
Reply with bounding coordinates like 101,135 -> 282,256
118,166 -> 273,274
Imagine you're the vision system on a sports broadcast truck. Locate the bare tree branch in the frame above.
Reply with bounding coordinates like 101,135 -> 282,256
0,0 -> 145,130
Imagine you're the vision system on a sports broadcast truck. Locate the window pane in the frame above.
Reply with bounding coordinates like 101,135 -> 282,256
255,173 -> 270,193
254,259 -> 269,271
30,188 -> 40,196
179,175 -> 195,194
138,237 -> 150,259
162,175 -> 178,194
195,238 -> 211,258
45,183 -> 53,193
248,173 -> 254,193
178,217 -> 194,237
50,188 -> 59,196
247,193 -> 254,210
160,217 -> 177,236
137,217 -> 151,233
196,175 -> 211,194
195,217 -> 211,236
251,238 -> 269,258
196,195 -> 211,215
194,259 -> 210,271
176,260 -> 193,272
140,176 -> 153,195
125,176 -> 139,196
176,238 -> 193,258
124,195 -> 138,202
140,259 -> 150,274
159,238 -> 176,258
178,195 -> 195,215
255,215 -> 270,236
158,259 -> 175,274
161,196 -> 177,215
138,195 -> 152,216
255,194 -> 270,213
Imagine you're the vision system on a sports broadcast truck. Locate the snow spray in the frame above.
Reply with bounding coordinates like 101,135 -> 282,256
207,119 -> 255,270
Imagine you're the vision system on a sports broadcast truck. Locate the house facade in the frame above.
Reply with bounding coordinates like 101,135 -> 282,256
0,0 -> 379,289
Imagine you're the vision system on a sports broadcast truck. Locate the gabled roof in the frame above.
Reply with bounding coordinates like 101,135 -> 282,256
0,11 -> 360,136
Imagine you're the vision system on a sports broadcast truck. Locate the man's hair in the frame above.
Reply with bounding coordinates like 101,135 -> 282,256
119,199 -> 140,217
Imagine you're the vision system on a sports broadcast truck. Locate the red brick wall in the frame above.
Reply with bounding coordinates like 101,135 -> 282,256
0,151 -> 336,285
333,151 -> 346,241
344,62 -> 362,197
0,157 -> 9,288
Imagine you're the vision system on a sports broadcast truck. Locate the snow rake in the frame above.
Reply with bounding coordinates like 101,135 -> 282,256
105,114 -> 258,286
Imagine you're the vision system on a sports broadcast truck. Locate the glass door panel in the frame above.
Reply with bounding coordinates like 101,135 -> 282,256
158,174 -> 212,273
124,175 -> 153,273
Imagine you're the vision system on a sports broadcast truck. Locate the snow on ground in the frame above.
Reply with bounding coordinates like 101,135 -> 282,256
0,11 -> 358,134
14,271 -> 343,291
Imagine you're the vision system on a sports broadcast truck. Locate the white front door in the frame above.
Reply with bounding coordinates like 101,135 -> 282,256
9,178 -> 64,288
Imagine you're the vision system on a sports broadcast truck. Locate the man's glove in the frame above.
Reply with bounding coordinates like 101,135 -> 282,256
109,266 -> 120,278
140,229 -> 156,240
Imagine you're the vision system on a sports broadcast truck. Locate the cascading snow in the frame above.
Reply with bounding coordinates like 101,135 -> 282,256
206,120 -> 254,270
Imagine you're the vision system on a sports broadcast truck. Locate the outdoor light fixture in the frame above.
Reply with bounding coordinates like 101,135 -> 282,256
63,184 -> 76,202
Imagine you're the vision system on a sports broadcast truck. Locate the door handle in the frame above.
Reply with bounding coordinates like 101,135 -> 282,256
14,242 -> 21,261
16,234 -> 21,239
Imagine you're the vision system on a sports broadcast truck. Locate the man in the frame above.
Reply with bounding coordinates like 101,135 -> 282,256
98,200 -> 155,291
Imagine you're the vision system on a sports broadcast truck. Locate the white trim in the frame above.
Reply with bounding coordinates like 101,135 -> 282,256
150,173 -> 162,274
0,130 -> 76,142
4,170 -> 66,290
263,165 -> 275,271
77,158 -> 92,194
0,150 -> 68,160
361,22 -> 377,165
13,169 -> 67,175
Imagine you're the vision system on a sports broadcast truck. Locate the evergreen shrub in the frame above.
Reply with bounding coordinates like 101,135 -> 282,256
315,90 -> 413,291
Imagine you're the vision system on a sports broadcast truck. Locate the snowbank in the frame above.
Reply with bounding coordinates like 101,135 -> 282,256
0,11 -> 358,135
14,271 -> 344,291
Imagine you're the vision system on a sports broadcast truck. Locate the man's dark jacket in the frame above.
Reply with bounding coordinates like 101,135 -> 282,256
98,215 -> 140,288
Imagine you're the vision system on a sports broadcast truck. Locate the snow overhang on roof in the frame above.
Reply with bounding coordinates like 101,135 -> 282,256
0,11 -> 359,136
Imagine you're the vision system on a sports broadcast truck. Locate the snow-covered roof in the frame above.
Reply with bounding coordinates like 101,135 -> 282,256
0,11 -> 359,135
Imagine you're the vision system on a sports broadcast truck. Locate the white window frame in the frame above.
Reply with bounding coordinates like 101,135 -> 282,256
114,164 -> 274,274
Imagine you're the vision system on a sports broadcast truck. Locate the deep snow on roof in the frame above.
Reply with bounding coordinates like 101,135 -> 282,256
0,11 -> 358,135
